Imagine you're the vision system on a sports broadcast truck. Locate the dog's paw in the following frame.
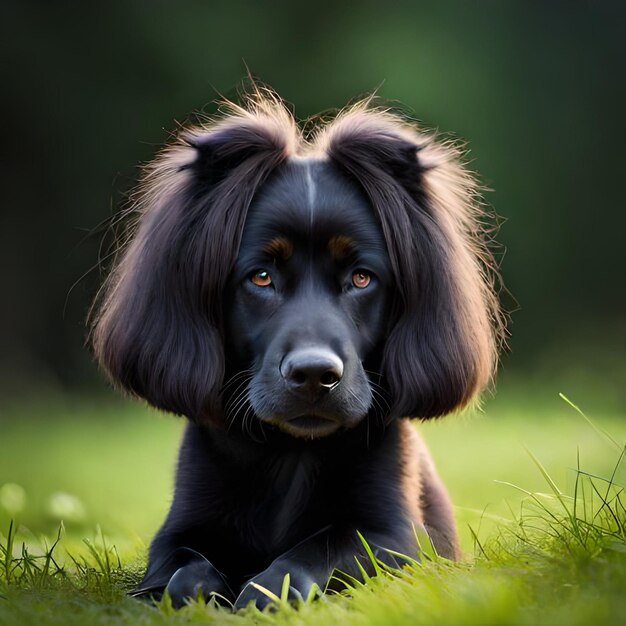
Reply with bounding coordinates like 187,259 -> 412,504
234,561 -> 319,611
164,559 -> 232,608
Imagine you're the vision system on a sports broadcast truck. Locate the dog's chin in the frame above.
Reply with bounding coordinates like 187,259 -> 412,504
263,414 -> 345,439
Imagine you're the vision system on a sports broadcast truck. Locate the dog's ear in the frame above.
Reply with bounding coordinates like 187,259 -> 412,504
321,108 -> 504,418
90,101 -> 295,423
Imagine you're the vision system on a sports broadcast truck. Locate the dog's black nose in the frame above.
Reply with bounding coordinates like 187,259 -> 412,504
281,348 -> 344,398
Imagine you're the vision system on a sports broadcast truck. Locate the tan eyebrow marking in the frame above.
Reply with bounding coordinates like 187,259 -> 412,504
263,236 -> 294,260
328,235 -> 355,260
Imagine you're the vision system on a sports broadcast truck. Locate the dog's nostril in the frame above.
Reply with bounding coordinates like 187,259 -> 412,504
319,370 -> 339,388
292,371 -> 307,385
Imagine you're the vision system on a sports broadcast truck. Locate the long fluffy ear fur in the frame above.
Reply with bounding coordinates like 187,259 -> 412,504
315,105 -> 504,418
89,91 -> 297,423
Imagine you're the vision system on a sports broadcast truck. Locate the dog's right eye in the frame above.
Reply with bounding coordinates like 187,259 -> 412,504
352,271 -> 371,289
250,270 -> 273,287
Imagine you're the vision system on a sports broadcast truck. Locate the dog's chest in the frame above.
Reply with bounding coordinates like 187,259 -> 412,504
241,451 -> 327,552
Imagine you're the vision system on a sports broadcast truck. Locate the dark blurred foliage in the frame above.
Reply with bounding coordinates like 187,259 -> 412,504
0,1 -> 624,408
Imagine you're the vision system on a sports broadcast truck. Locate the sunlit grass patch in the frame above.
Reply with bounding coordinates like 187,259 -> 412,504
0,522 -> 141,596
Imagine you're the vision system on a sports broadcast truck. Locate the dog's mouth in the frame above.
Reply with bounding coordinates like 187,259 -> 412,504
276,414 -> 341,439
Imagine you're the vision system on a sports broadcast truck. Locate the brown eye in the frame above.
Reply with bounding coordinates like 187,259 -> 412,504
250,270 -> 272,287
352,271 -> 371,289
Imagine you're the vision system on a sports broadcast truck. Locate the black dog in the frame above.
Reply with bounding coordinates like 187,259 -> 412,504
90,89 -> 503,609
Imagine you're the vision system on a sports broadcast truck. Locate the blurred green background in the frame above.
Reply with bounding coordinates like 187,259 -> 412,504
1,1 -> 625,411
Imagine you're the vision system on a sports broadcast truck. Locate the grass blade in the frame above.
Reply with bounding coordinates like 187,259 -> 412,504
559,393 -> 622,450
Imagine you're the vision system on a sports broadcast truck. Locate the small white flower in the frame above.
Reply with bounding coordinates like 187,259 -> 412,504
47,492 -> 86,523
0,483 -> 27,516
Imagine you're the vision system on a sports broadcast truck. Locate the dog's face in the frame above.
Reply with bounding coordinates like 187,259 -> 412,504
226,160 -> 391,438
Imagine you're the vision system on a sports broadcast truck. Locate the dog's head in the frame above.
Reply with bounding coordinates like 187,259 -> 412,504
224,158 -> 392,438
90,90 -> 504,437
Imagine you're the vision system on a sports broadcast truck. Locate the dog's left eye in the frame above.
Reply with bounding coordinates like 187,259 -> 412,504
250,270 -> 273,287
352,271 -> 371,289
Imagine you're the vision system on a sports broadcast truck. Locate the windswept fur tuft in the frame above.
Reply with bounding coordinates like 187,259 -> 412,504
90,86 -> 504,422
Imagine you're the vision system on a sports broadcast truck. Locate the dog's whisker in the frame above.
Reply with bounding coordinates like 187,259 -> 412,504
239,403 -> 250,435
222,380 -> 249,400
225,389 -> 253,427
241,403 -> 264,444
224,385 -> 251,417
366,389 -> 388,429
370,387 -> 391,413
363,368 -> 385,383
221,369 -> 255,393
223,376 -> 253,412
364,374 -> 388,395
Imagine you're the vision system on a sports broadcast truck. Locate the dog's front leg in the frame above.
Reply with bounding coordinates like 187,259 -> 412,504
131,544 -> 233,607
162,553 -> 232,608
233,526 -> 407,611
234,527 -> 332,611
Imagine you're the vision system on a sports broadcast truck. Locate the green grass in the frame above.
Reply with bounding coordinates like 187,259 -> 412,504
0,388 -> 625,625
